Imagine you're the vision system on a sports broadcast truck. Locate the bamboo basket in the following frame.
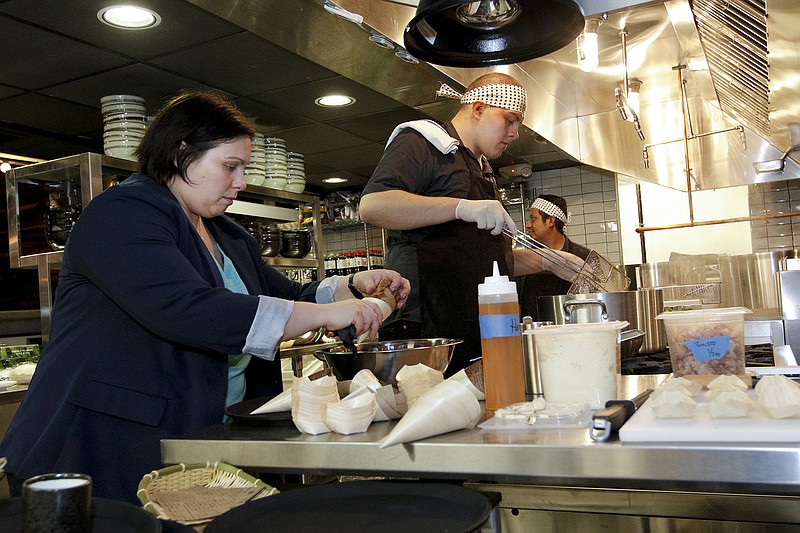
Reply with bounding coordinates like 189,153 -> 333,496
137,461 -> 278,525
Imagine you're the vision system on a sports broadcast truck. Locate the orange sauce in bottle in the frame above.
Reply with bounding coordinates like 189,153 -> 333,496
479,290 -> 526,412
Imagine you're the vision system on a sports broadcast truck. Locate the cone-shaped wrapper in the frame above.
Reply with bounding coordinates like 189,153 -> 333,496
380,379 -> 481,448
250,388 -> 292,414
447,369 -> 485,401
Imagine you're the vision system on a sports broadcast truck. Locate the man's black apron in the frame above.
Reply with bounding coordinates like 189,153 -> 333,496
415,152 -> 514,377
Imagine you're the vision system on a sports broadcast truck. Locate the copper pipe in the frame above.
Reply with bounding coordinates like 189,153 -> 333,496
635,210 -> 800,233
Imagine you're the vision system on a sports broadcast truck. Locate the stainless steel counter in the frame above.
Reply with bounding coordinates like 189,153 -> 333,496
161,374 -> 800,496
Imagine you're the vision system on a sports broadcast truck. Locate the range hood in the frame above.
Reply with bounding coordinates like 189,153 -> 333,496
188,0 -> 800,191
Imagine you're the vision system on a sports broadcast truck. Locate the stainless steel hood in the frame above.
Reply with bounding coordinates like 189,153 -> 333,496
194,0 -> 800,191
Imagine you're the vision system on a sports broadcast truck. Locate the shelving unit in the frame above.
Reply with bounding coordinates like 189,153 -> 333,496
5,153 -> 137,340
232,184 -> 323,278
5,154 -> 324,341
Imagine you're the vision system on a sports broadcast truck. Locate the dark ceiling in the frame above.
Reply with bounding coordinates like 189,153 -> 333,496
0,0 -> 577,194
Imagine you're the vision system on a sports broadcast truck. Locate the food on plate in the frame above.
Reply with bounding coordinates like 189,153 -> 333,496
755,375 -> 800,419
8,363 -> 36,384
707,374 -> 748,391
651,389 -> 696,418
706,389 -> 753,418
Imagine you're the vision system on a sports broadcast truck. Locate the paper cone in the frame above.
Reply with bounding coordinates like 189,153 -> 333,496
380,380 -> 481,448
250,388 -> 292,414
447,369 -> 485,401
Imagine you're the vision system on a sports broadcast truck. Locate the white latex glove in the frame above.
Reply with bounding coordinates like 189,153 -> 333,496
454,199 -> 517,235
542,250 -> 585,282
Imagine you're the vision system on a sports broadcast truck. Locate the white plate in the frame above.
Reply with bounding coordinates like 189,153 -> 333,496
0,380 -> 17,391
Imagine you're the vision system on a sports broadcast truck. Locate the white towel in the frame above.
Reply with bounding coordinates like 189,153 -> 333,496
385,119 -> 459,154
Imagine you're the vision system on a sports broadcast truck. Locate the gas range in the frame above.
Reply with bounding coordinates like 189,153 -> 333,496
621,343 -> 777,375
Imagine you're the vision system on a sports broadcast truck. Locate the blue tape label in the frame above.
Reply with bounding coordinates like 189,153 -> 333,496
479,314 -> 521,339
684,336 -> 731,362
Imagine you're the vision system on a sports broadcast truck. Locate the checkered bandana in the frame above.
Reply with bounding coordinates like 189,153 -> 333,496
437,82 -> 526,117
531,197 -> 571,226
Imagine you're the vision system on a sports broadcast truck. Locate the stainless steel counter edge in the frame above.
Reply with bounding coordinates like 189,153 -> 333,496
161,420 -> 800,495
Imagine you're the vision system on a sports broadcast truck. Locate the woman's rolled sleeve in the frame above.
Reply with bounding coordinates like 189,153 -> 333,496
243,295 -> 295,360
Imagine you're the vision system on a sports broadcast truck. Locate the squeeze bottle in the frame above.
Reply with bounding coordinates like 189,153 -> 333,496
478,261 -> 526,411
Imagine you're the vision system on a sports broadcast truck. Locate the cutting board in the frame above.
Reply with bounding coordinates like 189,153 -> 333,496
619,390 -> 800,443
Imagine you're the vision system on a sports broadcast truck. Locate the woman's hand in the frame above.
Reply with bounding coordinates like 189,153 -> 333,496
321,299 -> 386,339
350,269 -> 411,308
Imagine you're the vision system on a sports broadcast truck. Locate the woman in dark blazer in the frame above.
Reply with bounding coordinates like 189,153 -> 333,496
0,91 -> 409,503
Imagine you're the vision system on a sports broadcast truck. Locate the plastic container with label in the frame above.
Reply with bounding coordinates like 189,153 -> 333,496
657,307 -> 752,377
478,261 -> 526,412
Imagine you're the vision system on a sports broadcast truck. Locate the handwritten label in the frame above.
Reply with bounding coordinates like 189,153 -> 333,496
684,335 -> 731,362
479,314 -> 520,339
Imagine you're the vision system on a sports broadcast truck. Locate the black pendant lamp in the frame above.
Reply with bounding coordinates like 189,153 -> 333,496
404,0 -> 585,67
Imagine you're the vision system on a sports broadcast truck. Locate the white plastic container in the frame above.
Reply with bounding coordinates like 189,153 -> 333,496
529,321 -> 628,409
657,306 -> 751,376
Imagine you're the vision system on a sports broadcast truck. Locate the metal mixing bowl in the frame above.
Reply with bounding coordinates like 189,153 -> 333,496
315,338 -> 461,385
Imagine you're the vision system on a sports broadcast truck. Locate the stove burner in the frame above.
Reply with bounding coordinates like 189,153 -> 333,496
621,343 -> 776,375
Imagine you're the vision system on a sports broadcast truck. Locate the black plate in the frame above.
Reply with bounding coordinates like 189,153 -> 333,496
205,481 -> 491,533
225,396 -> 294,426
0,497 -> 161,533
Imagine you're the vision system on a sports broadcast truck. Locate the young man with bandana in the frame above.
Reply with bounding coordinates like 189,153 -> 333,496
359,73 -> 583,375
518,194 -> 592,321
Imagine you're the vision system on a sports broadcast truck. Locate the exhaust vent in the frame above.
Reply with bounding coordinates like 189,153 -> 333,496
692,0 -> 769,138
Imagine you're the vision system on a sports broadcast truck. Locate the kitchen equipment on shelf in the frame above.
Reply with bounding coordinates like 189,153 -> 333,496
259,224 -> 282,257
263,136 -> 287,190
279,227 -> 311,258
44,207 -> 80,251
315,338 -> 460,386
244,132 -> 266,186
505,228 -> 630,293
284,151 -> 306,193
101,94 -> 147,161
520,317 -> 552,400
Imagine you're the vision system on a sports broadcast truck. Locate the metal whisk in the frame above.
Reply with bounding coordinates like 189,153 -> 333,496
503,227 -> 630,294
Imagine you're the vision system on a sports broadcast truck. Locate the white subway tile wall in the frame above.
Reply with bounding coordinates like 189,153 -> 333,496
509,165 -> 622,266
749,179 -> 800,252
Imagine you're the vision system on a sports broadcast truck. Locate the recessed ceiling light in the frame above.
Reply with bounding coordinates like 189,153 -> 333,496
322,177 -> 348,184
315,95 -> 356,107
98,5 -> 161,30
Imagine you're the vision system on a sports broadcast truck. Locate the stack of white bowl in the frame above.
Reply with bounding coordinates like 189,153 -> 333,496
285,151 -> 307,193
101,95 -> 148,161
263,137 -> 288,190
244,133 -> 266,186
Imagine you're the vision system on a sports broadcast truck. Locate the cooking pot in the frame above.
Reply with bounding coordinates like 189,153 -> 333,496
537,289 -> 666,355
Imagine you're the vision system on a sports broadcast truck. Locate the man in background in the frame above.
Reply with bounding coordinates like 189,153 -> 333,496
518,194 -> 592,321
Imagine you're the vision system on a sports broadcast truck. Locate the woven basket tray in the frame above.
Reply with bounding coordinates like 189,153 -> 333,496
137,462 -> 278,525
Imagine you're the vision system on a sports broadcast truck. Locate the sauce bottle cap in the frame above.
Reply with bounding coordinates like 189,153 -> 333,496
478,260 -> 517,296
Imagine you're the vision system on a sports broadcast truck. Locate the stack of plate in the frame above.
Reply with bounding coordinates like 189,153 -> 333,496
101,95 -> 147,161
263,137 -> 288,190
245,133 -> 266,186
285,152 -> 306,194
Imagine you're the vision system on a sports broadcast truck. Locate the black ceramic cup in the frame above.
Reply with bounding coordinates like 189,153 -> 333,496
23,473 -> 92,533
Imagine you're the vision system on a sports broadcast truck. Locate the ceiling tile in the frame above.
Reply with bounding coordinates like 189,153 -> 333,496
233,97 -> 314,133
0,0 -> 242,59
250,76 -> 404,122
0,17 -> 130,90
0,93 -> 100,135
0,84 -> 23,100
328,107 -> 429,143
150,33 -> 337,96
269,123 -> 373,155
43,64 -> 218,113
306,143 -> 386,174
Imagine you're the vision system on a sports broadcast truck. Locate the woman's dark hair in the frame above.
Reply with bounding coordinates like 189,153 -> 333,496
136,91 -> 256,184
537,194 -> 568,233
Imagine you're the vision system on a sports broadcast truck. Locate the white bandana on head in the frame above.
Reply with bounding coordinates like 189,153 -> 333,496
531,197 -> 571,226
437,82 -> 526,118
